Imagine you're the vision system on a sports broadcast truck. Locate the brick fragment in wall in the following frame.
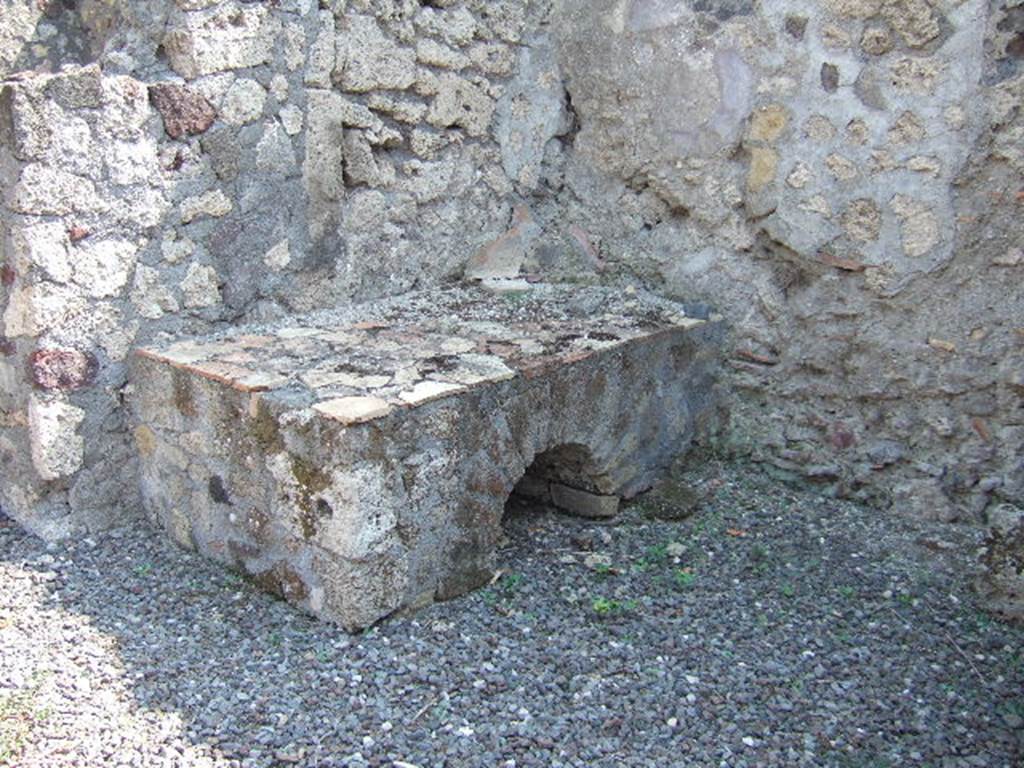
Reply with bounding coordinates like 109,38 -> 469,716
29,348 -> 99,391
148,84 -> 216,139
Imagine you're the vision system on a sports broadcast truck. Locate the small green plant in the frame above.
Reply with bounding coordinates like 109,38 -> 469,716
646,543 -> 669,562
1000,699 -> 1024,719
749,544 -> 773,575
480,589 -> 497,606
590,596 -> 638,617
502,573 -> 524,592
780,583 -> 796,599
634,543 -> 672,572
134,562 -> 153,577
0,678 -> 50,765
838,586 -> 856,599
500,291 -> 531,304
975,611 -> 993,632
1009,653 -> 1024,673
592,596 -> 619,615
593,562 -> 614,577
692,507 -> 724,536
674,569 -> 697,589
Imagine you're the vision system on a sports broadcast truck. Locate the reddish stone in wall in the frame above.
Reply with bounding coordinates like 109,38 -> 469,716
1,265 -> 15,287
67,225 -> 90,243
149,84 -> 217,140
830,422 -> 857,450
29,348 -> 99,391
0,338 -> 15,357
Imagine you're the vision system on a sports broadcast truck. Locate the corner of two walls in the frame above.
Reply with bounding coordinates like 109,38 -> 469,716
548,0 -> 1024,523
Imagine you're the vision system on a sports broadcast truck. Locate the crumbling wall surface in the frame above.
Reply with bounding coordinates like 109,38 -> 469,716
546,0 -> 1023,523
0,0 -> 554,538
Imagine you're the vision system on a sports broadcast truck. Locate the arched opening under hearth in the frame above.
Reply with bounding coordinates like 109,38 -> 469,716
502,442 -> 620,524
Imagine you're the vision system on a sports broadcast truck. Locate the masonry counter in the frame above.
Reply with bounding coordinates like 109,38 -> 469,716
129,284 -> 722,630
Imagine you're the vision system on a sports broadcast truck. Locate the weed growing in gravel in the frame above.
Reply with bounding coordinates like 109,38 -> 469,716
838,585 -> 856,599
478,573 -> 526,615
590,596 -> 638,618
831,751 -> 895,768
591,596 -> 617,615
673,569 -> 697,589
134,562 -> 153,577
499,291 -> 530,304
502,573 -> 524,592
0,678 -> 50,766
780,583 -> 796,599
749,544 -> 773,575
633,543 -> 672,573
691,506 -> 724,536
999,699 -> 1024,721
647,543 -> 670,562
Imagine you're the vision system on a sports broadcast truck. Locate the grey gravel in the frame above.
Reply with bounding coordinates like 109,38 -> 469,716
2,460 -> 1022,767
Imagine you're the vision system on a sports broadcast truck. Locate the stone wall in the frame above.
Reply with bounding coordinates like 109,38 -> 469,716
543,0 -> 1023,523
0,0 -> 1021,538
0,0 -> 548,537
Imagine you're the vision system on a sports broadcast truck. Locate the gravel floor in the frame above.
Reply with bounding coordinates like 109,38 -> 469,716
1,460 -> 1022,768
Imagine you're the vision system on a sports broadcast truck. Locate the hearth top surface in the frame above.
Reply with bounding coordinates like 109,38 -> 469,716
137,283 -> 711,424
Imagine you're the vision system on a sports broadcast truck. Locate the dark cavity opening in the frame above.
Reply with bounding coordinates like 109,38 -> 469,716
503,443 -> 619,525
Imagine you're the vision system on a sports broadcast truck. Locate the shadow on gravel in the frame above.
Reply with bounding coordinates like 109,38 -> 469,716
2,463 -> 1023,768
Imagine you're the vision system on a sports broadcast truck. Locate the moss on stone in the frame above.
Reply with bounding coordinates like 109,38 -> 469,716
250,562 -> 310,603
172,369 -> 196,417
291,454 -> 330,539
247,400 -> 284,453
